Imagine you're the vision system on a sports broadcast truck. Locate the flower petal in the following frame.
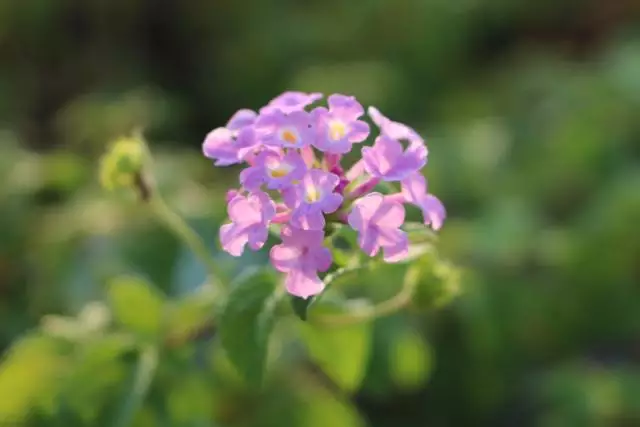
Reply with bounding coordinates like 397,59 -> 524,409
227,109 -> 257,130
378,228 -> 409,263
401,172 -> 427,204
321,193 -> 343,214
420,194 -> 446,230
371,199 -> 405,229
270,243 -> 301,273
358,227 -> 381,257
219,223 -> 249,256
285,268 -> 325,299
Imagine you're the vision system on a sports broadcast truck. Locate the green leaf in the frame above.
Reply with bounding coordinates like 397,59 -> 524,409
219,269 -> 279,386
325,224 -> 361,268
107,276 -> 166,340
298,303 -> 372,392
291,296 -> 314,321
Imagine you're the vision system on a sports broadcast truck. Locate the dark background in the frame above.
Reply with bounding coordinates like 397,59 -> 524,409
0,0 -> 639,426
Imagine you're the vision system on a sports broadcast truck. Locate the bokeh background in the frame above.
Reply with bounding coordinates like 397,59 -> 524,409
1,0 -> 640,426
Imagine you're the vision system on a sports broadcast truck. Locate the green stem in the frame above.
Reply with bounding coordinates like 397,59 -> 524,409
110,345 -> 158,427
312,267 -> 418,327
149,194 -> 225,289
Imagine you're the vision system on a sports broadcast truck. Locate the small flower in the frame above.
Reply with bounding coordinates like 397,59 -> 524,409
401,172 -> 446,230
240,149 -> 307,190
255,110 -> 314,149
219,191 -> 275,256
368,106 -> 423,145
270,225 -> 332,299
348,192 -> 409,262
311,94 -> 370,154
260,91 -> 323,114
286,169 -> 343,230
203,109 -> 259,166
362,135 -> 427,181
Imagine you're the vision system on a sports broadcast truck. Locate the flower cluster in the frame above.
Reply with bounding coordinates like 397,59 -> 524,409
203,92 -> 445,299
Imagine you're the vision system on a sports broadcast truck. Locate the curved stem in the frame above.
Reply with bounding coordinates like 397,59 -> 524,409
149,194 -> 225,289
311,269 -> 417,327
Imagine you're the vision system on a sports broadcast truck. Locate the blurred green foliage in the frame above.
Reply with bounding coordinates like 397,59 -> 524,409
0,0 -> 639,426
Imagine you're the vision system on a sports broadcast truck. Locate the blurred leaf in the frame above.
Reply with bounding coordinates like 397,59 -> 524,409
219,269 -> 279,386
389,328 -> 433,392
165,285 -> 217,346
0,335 -> 66,424
167,373 -> 213,425
298,303 -> 372,392
108,276 -> 166,341
296,380 -> 365,427
61,334 -> 135,423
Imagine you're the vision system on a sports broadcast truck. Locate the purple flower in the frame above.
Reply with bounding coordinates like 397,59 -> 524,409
368,106 -> 423,145
401,172 -> 446,230
260,91 -> 323,115
286,169 -> 343,230
203,109 -> 259,166
311,94 -> 370,154
348,193 -> 409,262
270,225 -> 332,299
219,191 -> 275,256
240,149 -> 307,191
362,135 -> 427,181
255,109 -> 314,149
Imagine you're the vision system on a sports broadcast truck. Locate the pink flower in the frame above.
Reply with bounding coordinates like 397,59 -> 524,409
311,94 -> 370,154
368,106 -> 423,146
202,109 -> 259,166
260,91 -> 323,115
285,170 -> 343,230
219,191 -> 275,256
362,135 -> 427,181
348,193 -> 409,262
240,149 -> 307,191
270,225 -> 332,299
255,109 -> 314,149
401,172 -> 446,230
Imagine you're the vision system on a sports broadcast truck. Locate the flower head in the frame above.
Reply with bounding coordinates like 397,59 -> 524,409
270,225 -> 332,299
204,90 -> 445,298
219,191 -> 275,256
348,193 -> 409,262
311,94 -> 370,154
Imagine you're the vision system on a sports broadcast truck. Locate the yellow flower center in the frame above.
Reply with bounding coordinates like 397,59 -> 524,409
305,186 -> 321,203
281,128 -> 298,145
266,159 -> 292,178
328,121 -> 347,141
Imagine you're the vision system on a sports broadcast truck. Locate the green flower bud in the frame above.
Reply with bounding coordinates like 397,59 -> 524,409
410,254 -> 462,310
99,135 -> 150,197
